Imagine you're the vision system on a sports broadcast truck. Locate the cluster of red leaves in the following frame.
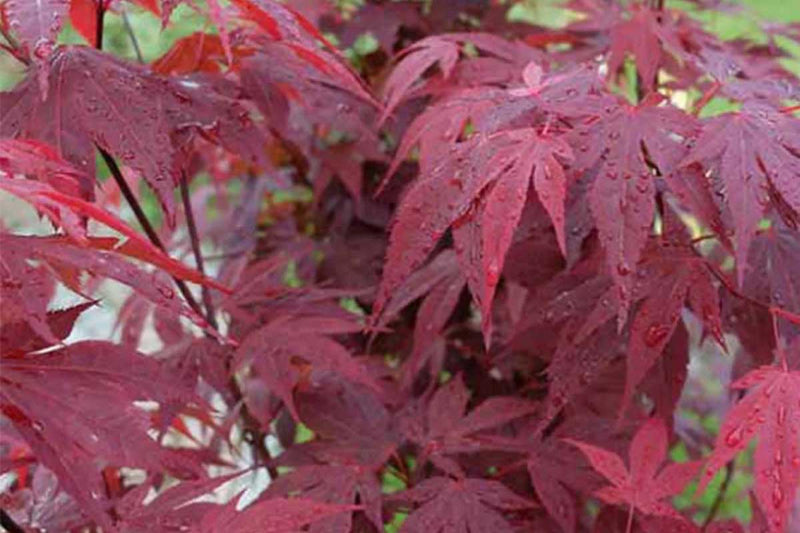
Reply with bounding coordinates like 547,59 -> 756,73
0,0 -> 799,532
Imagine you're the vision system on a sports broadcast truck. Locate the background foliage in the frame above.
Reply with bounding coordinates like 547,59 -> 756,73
0,0 -> 799,532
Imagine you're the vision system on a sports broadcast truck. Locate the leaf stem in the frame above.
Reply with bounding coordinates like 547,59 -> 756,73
772,312 -> 790,372
692,82 -> 721,116
690,234 -> 718,245
625,503 -> 635,533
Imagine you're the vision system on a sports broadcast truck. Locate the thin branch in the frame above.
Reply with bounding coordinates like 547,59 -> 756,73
230,376 -> 279,478
772,311 -> 790,372
692,82 -> 721,117
701,456 -> 735,529
490,458 -> 527,479
625,502 -> 635,533
95,0 -> 106,49
180,172 -> 218,329
93,0 -> 272,478
0,509 -> 25,533
92,0 -> 206,318
98,147 -> 205,318
690,234 -> 719,245
771,306 -> 800,328
120,6 -> 144,64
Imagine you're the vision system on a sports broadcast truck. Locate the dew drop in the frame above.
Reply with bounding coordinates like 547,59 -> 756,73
644,324 -> 669,347
487,261 -> 501,286
1,278 -> 22,289
772,483 -> 784,509
724,425 -> 744,447
157,284 -> 175,299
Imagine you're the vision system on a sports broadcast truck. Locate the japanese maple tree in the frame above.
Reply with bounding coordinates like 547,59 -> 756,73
0,0 -> 799,532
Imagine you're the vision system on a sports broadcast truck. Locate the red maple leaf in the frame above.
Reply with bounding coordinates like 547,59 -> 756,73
374,249 -> 466,388
292,374 -> 397,469
3,0 -> 68,59
390,476 -> 534,533
566,417 -> 700,526
233,315 -> 375,421
697,359 -> 800,533
0,341 -> 201,529
1,46 -> 272,223
681,103 -> 800,283
201,496 -> 359,533
265,465 -> 383,533
399,375 -> 536,475
376,127 -> 572,341
568,95 -> 698,324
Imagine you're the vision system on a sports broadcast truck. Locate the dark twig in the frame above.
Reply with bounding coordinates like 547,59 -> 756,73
702,386 -> 744,530
95,0 -> 105,49
180,172 -> 218,329
99,150 -> 205,317
701,456 -> 735,529
0,509 -> 25,533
